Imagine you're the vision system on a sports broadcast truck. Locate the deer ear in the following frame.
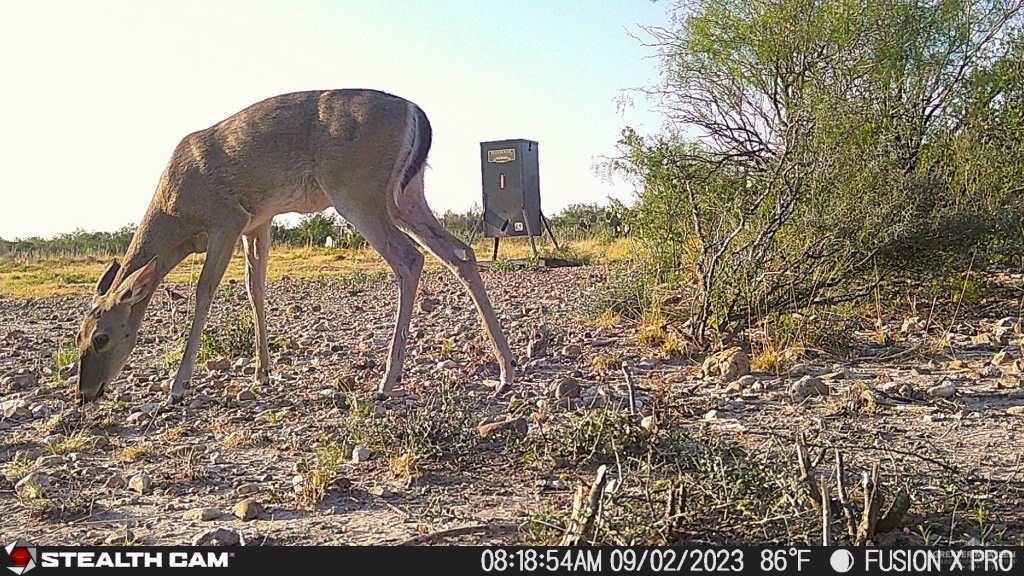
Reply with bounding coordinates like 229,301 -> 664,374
96,259 -> 121,295
115,258 -> 158,306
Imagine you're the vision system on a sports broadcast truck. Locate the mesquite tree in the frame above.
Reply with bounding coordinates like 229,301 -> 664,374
615,0 -> 1024,345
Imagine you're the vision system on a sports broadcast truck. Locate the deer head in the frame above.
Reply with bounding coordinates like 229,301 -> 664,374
76,257 -> 158,403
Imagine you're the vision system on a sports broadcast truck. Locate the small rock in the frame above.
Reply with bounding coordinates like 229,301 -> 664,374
1,398 -> 31,420
822,368 -> 847,381
127,473 -> 152,494
561,344 -> 582,358
125,411 -> 150,425
436,359 -> 457,370
233,357 -> 252,369
926,380 -> 957,399
209,451 -> 225,465
901,316 -> 926,334
2,372 -> 38,391
236,390 -> 256,402
206,358 -> 231,372
701,347 -> 750,381
232,498 -> 264,521
183,507 -> 221,521
478,417 -> 529,439
735,374 -> 758,388
351,446 -> 373,463
1006,406 -> 1024,416
367,485 -> 391,497
105,474 -> 127,489
703,409 -> 719,421
788,376 -> 828,401
35,454 -> 64,467
234,483 -> 260,496
15,471 -> 49,498
191,527 -> 241,546
549,377 -> 581,400
640,415 -> 657,432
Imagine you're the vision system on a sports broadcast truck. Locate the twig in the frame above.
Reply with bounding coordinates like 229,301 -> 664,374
820,478 -> 832,546
561,465 -> 610,545
855,463 -> 881,545
795,432 -> 822,509
621,362 -> 638,415
834,450 -> 858,539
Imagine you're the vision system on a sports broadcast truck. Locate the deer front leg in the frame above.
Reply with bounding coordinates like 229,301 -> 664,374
169,231 -> 240,403
243,222 -> 271,386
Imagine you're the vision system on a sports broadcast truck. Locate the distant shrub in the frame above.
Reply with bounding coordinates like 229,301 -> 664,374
1,226 -> 135,258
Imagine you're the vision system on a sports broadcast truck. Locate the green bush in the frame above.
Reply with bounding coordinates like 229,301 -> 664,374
612,0 -> 1024,345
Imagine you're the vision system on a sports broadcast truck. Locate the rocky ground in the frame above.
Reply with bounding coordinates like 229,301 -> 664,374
1,265 -> 1022,545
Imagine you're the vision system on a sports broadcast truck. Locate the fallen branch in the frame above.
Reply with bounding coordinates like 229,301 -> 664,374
855,464 -> 882,545
795,432 -> 822,510
834,450 -> 858,539
621,362 -> 638,415
561,465 -> 610,545
820,478 -> 832,546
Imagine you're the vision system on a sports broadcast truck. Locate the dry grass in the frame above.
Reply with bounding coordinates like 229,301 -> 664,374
46,434 -> 88,455
0,237 -> 633,299
116,442 -> 152,463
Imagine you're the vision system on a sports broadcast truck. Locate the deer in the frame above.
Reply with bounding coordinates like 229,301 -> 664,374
75,89 -> 516,404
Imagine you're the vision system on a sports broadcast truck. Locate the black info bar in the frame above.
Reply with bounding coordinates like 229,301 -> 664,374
2,545 -> 1021,575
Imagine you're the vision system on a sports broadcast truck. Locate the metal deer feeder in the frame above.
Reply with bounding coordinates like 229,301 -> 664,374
480,139 -> 561,261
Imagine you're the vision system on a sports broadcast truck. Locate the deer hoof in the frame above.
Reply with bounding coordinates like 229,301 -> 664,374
254,369 -> 270,386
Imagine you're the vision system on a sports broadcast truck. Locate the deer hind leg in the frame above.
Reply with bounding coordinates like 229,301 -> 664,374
243,221 -> 271,386
170,229 -> 242,403
394,171 -> 516,394
322,194 -> 424,396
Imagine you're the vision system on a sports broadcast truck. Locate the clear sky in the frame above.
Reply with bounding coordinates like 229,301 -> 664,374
0,0 -> 667,239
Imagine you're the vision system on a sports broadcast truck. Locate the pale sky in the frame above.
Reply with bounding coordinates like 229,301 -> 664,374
0,0 -> 666,239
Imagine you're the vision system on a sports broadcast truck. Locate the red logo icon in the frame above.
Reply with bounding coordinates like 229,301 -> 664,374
3,542 -> 36,575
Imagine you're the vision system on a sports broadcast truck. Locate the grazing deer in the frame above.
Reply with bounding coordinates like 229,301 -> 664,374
76,90 -> 516,403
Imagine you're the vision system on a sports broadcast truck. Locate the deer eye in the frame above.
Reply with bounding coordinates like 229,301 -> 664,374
92,333 -> 111,351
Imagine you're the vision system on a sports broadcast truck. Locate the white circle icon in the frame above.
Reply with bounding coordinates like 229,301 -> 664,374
830,549 -> 854,573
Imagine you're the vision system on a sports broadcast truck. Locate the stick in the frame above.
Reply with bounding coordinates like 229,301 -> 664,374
834,450 -> 858,539
856,464 -> 881,545
622,362 -> 638,415
561,465 -> 609,545
820,478 -> 832,546
795,432 -> 822,509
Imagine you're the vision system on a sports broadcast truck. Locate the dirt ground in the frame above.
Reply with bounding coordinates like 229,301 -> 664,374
1,265 -> 1022,545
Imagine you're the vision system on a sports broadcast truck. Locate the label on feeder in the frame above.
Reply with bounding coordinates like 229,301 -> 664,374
514,222 -> 524,232
487,148 -> 516,163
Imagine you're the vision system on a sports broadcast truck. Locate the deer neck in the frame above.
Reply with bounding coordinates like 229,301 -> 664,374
119,208 -> 203,317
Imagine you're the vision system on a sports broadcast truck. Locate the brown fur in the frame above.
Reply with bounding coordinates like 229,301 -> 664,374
76,89 -> 515,403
